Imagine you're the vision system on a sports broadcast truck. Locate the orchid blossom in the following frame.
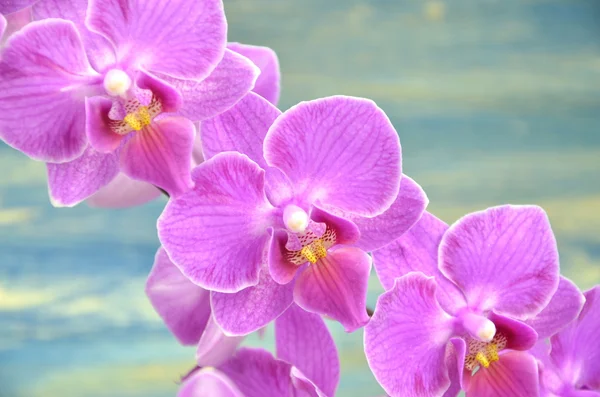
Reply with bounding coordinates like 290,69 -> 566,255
364,206 -> 580,397
531,286 -> 600,397
178,303 -> 340,397
0,0 -> 260,203
158,92 -> 427,333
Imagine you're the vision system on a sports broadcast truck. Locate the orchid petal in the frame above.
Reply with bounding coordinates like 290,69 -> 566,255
2,6 -> 31,43
201,91 -> 280,168
86,0 -> 226,80
178,367 -> 243,397
372,212 -> 467,315
219,348 -> 296,397
465,351 -> 539,397
350,175 -> 428,252
290,368 -> 328,397
228,42 -> 280,105
47,146 -> 119,207
120,117 -> 194,197
158,152 -> 276,292
211,268 -> 294,336
364,272 -> 455,397
0,19 -> 100,162
160,49 -> 260,122
294,246 -> 371,332
87,173 -> 161,208
264,96 -> 401,217
196,316 -> 243,367
275,304 -> 340,396
524,276 -> 585,339
192,126 -> 204,165
550,286 -> 600,390
145,247 -> 210,346
33,0 -> 116,71
0,14 -> 5,37
0,0 -> 34,14
440,205 -> 559,320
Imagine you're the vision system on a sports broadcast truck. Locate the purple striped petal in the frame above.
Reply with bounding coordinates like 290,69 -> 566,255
0,19 -> 101,162
120,117 -> 195,197
178,368 -> 243,397
364,273 -> 455,397
47,146 -> 119,207
85,96 -> 123,153
196,316 -> 243,367
32,0 -> 116,71
294,246 -> 371,332
200,91 -> 280,168
275,304 -> 340,396
219,348 -> 296,397
228,42 -> 280,105
87,173 -> 161,208
372,212 -> 467,315
86,0 -> 226,80
145,247 -> 210,346
550,286 -> 600,390
158,152 -> 277,292
211,268 -> 294,336
524,276 -> 585,339
161,49 -> 259,122
443,338 -> 466,397
465,351 -> 539,397
440,205 -> 560,320
350,175 -> 428,252
264,96 -> 401,217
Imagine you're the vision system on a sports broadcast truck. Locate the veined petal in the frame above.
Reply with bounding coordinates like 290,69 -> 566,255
160,49 -> 260,122
524,276 -> 585,339
211,268 -> 294,336
350,175 -> 428,252
364,273 -> 455,397
2,6 -> 31,43
47,146 -> 120,207
145,247 -> 210,346
294,246 -> 371,332
0,0 -> 34,14
268,229 -> 299,285
290,368 -> 328,397
439,205 -> 559,320
196,316 -> 244,367
178,367 -> 243,397
550,286 -> 600,390
228,42 -> 280,105
465,351 -> 539,397
219,348 -> 296,397
275,304 -> 340,396
86,0 -> 226,80
0,19 -> 101,162
120,117 -> 194,197
264,96 -> 401,217
87,173 -> 161,208
158,152 -> 276,292
201,91 -> 280,168
372,212 -> 467,315
33,0 -> 116,71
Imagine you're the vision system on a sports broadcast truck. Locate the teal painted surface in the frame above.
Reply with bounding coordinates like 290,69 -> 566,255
1,0 -> 599,395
